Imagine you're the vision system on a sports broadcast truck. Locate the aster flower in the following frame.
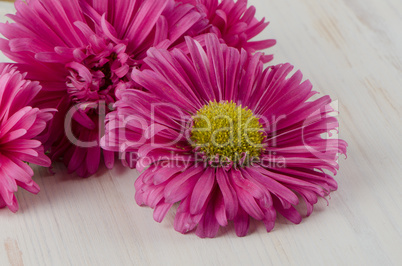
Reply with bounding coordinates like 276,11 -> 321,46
181,0 -> 276,62
0,0 -> 207,177
102,34 -> 347,237
0,65 -> 53,212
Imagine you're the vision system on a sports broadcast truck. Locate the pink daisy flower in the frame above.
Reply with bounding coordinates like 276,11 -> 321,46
0,0 -> 207,177
102,34 -> 347,237
0,65 -> 53,212
181,0 -> 276,62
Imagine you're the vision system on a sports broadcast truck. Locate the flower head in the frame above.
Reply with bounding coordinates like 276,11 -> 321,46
182,0 -> 276,62
0,65 -> 53,212
102,34 -> 347,237
0,0 -> 207,177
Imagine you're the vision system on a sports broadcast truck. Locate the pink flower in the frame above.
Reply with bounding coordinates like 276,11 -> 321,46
0,0 -> 207,177
0,65 -> 53,212
182,0 -> 276,62
102,34 -> 347,237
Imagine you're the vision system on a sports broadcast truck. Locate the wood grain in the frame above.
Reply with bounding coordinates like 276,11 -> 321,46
0,0 -> 401,265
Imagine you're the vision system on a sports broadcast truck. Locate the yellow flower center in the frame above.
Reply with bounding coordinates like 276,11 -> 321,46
191,101 -> 264,166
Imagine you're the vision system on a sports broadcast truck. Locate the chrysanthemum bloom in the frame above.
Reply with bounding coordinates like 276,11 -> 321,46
181,0 -> 276,62
0,0 -> 208,177
0,65 -> 53,212
102,34 -> 347,237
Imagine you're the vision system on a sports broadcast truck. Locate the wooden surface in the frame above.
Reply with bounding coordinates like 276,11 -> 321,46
1,0 -> 402,265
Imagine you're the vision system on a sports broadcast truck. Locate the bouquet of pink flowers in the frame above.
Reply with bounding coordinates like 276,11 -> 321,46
0,0 -> 346,238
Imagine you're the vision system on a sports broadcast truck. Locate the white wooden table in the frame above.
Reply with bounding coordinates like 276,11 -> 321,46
1,0 -> 401,265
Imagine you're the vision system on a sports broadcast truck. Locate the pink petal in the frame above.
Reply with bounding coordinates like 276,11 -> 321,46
190,167 -> 215,215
